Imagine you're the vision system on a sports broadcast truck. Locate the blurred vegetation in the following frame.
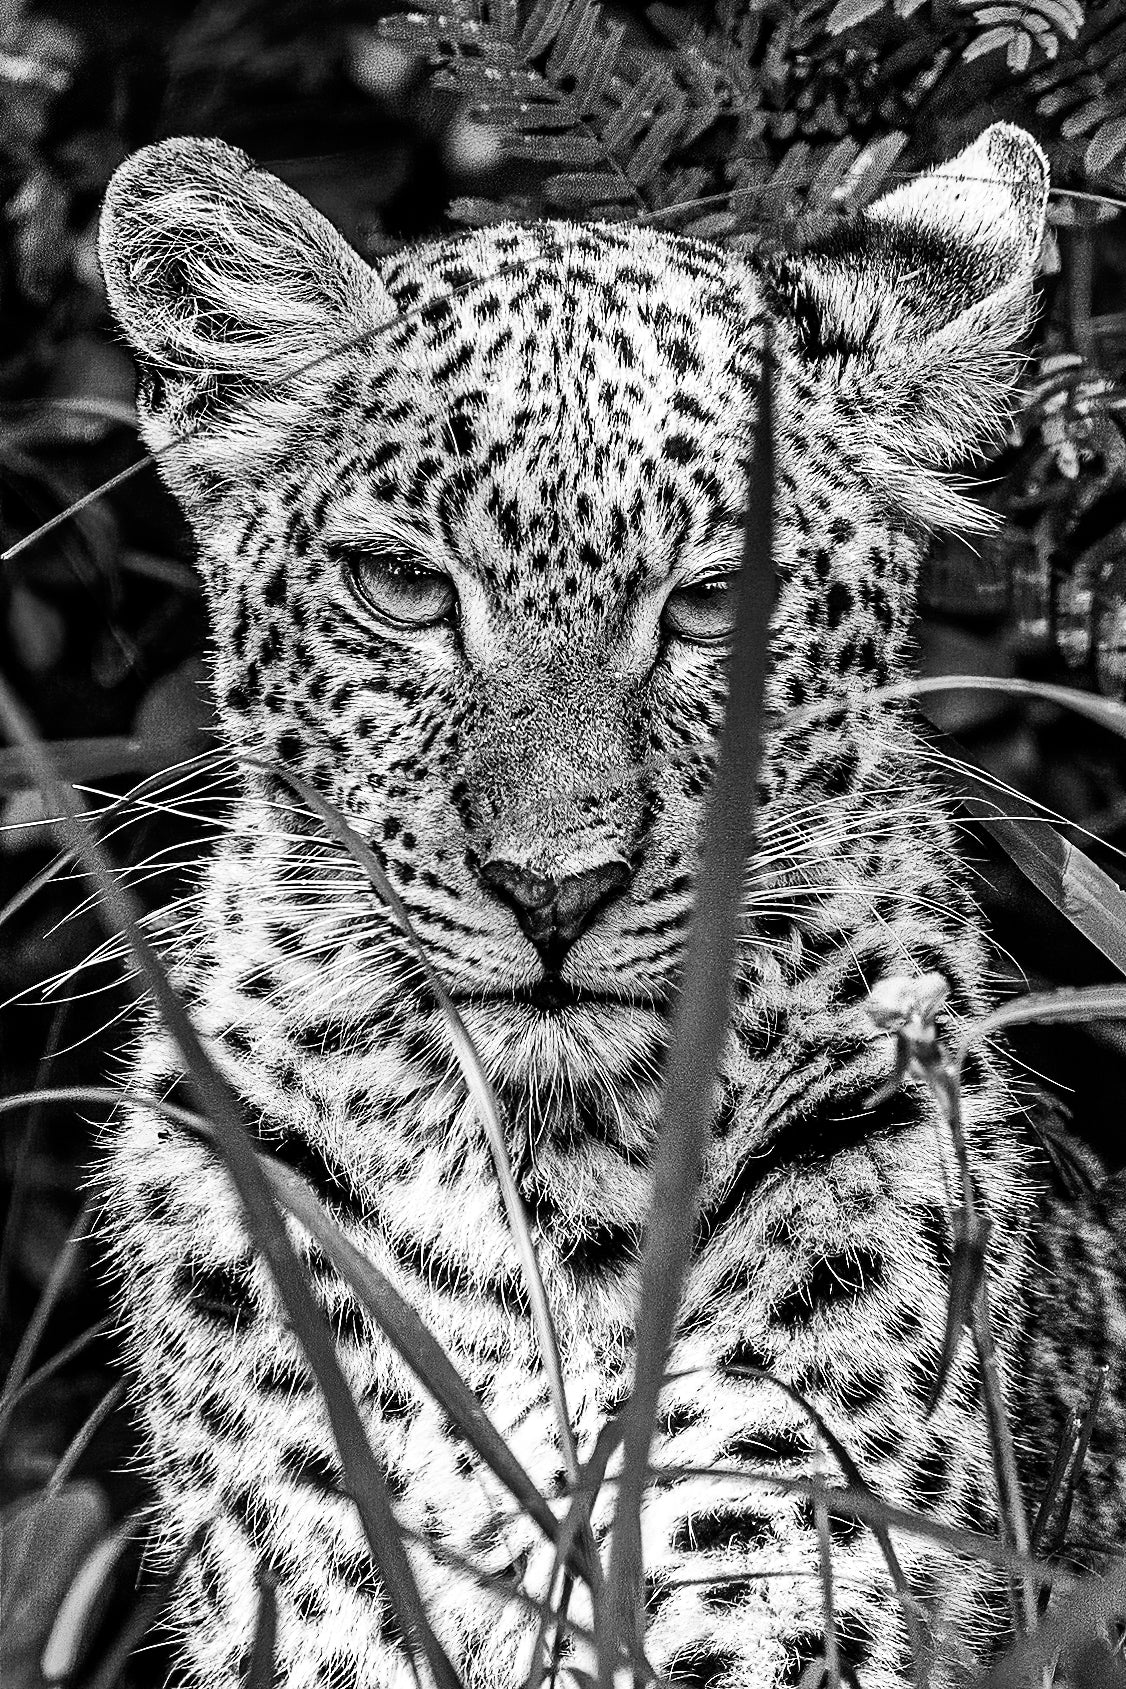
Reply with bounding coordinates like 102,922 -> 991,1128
2,2 -> 1126,1686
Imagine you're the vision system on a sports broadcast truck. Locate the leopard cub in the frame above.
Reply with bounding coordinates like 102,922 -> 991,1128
96,122 -> 1123,1689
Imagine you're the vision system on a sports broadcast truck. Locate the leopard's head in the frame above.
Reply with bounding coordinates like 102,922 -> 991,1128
99,127 -> 1046,1091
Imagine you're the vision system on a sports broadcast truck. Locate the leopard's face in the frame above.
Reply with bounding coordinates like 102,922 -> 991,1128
199,225 -> 767,1083
99,130 -> 1047,1089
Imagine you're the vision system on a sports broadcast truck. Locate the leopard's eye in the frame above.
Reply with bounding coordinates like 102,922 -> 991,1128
341,549 -> 457,629
663,574 -> 738,642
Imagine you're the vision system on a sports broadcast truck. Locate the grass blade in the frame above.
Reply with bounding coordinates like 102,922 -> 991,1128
722,1366 -> 930,1686
0,1084 -> 565,1567
258,1148 -> 563,1548
528,1417 -> 624,1689
1032,1366 -> 1107,1563
0,1200 -> 91,1433
0,1321 -> 110,1424
954,985 -> 1126,1080
248,757 -> 580,1485
47,1383 -> 128,1497
0,737 -> 177,792
813,1470 -> 842,1689
0,669 -> 461,1689
247,1567 -> 278,1689
601,336 -> 776,1678
950,762 -> 1126,980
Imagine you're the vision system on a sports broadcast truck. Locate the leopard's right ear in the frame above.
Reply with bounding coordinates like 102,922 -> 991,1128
99,137 -> 393,450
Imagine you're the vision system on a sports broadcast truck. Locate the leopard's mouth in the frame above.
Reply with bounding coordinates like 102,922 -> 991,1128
451,977 -> 631,1015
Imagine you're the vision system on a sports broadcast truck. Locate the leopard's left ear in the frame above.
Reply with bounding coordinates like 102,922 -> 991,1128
763,123 -> 1049,530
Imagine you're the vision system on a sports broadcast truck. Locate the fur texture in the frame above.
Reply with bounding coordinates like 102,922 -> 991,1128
94,125 -> 1122,1689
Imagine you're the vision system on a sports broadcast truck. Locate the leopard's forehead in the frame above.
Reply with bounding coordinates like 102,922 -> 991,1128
320,222 -> 766,611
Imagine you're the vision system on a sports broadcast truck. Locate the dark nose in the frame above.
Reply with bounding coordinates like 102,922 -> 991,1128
477,857 -> 631,968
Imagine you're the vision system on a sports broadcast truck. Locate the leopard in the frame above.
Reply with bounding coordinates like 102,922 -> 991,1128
93,121 -> 1126,1689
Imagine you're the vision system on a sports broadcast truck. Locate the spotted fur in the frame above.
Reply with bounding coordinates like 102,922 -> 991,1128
95,125 -> 1122,1689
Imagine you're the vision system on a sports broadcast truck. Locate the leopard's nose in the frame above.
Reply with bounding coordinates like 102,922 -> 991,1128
477,857 -> 631,968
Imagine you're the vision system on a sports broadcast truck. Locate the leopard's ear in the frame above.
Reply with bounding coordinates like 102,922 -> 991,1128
99,137 -> 392,451
763,123 -> 1049,530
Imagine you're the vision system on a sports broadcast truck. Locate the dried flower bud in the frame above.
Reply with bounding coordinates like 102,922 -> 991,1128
865,971 -> 949,1035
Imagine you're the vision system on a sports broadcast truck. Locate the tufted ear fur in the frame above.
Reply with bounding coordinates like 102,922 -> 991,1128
99,137 -> 392,455
763,123 -> 1049,531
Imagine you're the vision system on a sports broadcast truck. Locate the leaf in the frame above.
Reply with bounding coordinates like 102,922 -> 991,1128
520,0 -> 579,63
955,770 -> 1126,981
39,1520 -> 133,1683
962,25 -> 1019,63
0,1484 -> 108,1689
625,105 -> 688,191
507,130 -> 606,164
1086,112 -> 1126,177
826,0 -> 887,32
542,171 -> 633,205
1030,1367 -> 1106,1556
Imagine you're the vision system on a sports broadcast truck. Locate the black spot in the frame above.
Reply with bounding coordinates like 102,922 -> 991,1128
667,1650 -> 735,1689
259,1127 -> 366,1221
658,1403 -> 702,1436
373,1383 -> 417,1422
794,1494 -> 866,1546
290,1020 -> 353,1056
281,1443 -> 344,1498
331,1548 -> 383,1603
559,1220 -> 639,1276
454,1447 -> 475,1479
722,1426 -> 809,1463
199,1393 -> 244,1439
818,744 -> 860,799
226,1486 -> 274,1555
175,1258 -> 257,1330
329,1296 -> 370,1344
834,1365 -> 885,1415
643,1570 -> 672,1619
185,1448 -> 219,1488
778,1631 -> 828,1688
711,1074 -> 914,1199
712,1088 -> 739,1139
318,1659 -> 358,1689
197,1548 -> 224,1612
663,433 -> 696,464
701,1575 -> 755,1611
672,1506 -> 773,1554
838,1615 -> 876,1674
255,1358 -> 312,1395
912,1444 -> 950,1510
137,1179 -> 175,1226
718,1338 -> 774,1377
291,1580 -> 328,1623
445,404 -> 478,457
770,1249 -> 885,1326
918,1203 -> 953,1270
826,581 -> 852,628
960,1048 -> 987,1089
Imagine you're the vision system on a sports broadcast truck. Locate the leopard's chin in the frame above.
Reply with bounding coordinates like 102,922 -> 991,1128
447,991 -> 666,1090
